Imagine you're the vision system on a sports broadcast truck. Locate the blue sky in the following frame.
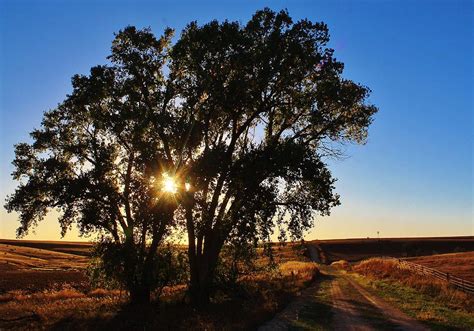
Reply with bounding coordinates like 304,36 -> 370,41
0,0 -> 472,240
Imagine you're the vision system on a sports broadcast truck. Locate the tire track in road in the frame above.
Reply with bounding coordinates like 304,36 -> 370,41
330,279 -> 374,331
343,275 -> 428,331
258,281 -> 322,331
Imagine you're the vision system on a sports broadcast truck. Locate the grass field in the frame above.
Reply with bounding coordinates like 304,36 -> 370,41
1,237 -> 473,330
309,236 -> 474,263
0,239 -> 92,256
405,251 -> 474,282
351,258 -> 474,329
0,239 -> 318,330
0,243 -> 89,293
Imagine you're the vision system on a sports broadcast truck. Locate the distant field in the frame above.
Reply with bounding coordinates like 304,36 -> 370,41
2,237 -> 472,292
0,242 -> 89,293
309,236 -> 474,263
0,240 -> 307,294
406,251 -> 474,282
0,239 -> 92,256
0,239 -> 317,330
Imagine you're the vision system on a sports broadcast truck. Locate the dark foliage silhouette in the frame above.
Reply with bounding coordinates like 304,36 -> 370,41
5,8 -> 377,306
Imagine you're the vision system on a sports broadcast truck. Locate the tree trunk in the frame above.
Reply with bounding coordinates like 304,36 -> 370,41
130,285 -> 151,304
189,284 -> 210,306
188,241 -> 222,307
189,264 -> 211,307
123,240 -> 152,305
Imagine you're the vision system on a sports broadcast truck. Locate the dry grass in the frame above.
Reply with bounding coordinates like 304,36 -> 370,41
405,251 -> 474,282
0,291 -> 125,330
330,259 -> 351,271
0,243 -> 88,271
0,285 -> 124,303
0,269 -> 89,294
280,261 -> 319,277
353,258 -> 473,311
0,241 -> 318,330
0,243 -> 89,294
310,236 -> 474,263
1,287 -> 83,302
0,239 -> 92,256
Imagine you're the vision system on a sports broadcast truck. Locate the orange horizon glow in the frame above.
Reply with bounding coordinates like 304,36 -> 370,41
1,207 -> 472,243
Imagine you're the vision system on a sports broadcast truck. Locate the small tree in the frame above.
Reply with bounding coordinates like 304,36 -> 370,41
88,240 -> 188,298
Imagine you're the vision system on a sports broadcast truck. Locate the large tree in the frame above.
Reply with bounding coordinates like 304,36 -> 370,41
6,8 -> 377,306
171,9 -> 377,305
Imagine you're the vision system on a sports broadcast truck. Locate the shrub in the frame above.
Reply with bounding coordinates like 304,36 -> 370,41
212,241 -> 260,297
280,261 -> 319,279
87,241 -> 188,300
331,260 -> 351,271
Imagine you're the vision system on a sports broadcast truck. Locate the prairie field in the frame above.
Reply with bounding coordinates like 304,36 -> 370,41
2,238 -> 473,330
405,251 -> 474,282
0,242 -> 89,293
353,257 -> 473,308
309,236 -> 474,263
0,239 -> 92,256
0,240 -> 317,330
351,257 -> 474,329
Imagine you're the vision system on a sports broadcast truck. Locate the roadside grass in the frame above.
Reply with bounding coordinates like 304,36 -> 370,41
280,261 -> 319,278
0,264 -> 318,330
330,260 -> 351,271
354,258 -> 473,310
351,258 -> 474,330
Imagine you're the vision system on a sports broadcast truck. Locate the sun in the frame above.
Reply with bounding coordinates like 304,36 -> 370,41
161,173 -> 178,194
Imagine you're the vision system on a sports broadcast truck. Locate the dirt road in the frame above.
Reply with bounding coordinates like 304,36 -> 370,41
328,269 -> 428,331
330,278 -> 374,331
260,256 -> 428,330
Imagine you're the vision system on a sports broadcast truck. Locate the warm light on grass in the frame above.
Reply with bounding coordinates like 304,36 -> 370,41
162,173 -> 178,194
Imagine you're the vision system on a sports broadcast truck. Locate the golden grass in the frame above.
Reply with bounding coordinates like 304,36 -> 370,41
353,258 -> 473,311
280,261 -> 319,276
0,242 -> 318,330
0,285 -> 122,303
0,243 -> 88,270
330,259 -> 351,271
0,239 -> 92,256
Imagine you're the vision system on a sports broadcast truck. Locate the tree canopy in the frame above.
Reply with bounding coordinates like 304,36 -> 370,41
5,8 -> 377,305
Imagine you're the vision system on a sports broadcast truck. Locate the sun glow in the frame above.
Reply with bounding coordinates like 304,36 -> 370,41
161,173 -> 178,194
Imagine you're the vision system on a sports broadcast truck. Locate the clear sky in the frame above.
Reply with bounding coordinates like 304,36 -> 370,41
0,0 -> 472,241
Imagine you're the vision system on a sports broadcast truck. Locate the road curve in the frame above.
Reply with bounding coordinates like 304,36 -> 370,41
259,245 -> 430,330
